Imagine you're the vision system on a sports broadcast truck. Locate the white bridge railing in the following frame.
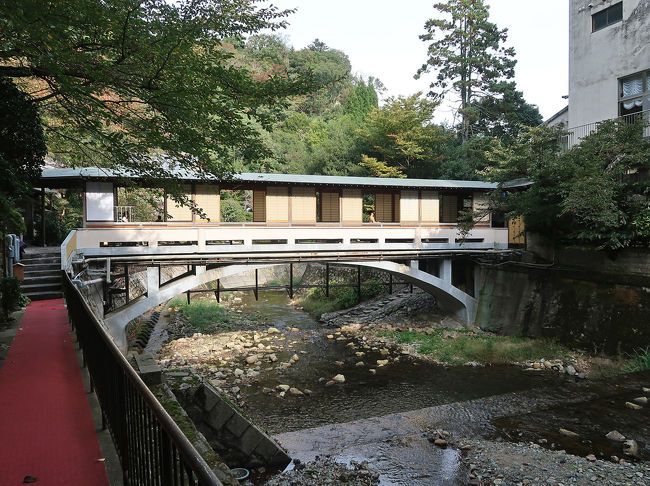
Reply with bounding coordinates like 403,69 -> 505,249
61,226 -> 508,270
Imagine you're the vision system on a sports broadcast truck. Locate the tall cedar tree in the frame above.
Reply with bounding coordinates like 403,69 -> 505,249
416,0 -> 516,142
0,0 -> 314,200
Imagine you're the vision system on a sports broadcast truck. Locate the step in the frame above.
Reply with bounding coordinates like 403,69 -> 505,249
25,290 -> 64,301
22,282 -> 62,293
23,275 -> 62,285
20,257 -> 61,265
23,263 -> 61,272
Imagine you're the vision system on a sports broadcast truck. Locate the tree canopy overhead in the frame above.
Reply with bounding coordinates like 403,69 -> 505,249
0,0 -> 314,182
416,0 -> 517,142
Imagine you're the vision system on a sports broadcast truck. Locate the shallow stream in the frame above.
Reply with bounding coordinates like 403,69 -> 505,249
211,291 -> 650,484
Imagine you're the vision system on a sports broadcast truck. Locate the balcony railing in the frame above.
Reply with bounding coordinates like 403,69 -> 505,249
560,110 -> 650,150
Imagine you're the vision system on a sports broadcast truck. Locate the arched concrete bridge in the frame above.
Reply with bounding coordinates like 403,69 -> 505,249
102,258 -> 477,351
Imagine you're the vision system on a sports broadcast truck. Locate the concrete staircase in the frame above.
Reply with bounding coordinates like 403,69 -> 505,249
21,250 -> 63,301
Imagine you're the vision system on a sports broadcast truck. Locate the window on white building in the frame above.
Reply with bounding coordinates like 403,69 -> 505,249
592,2 -> 623,32
619,71 -> 649,118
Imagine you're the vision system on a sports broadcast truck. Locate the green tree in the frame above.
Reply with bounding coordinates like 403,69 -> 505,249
0,0 -> 312,190
471,82 -> 543,144
343,77 -> 379,120
487,121 -> 650,249
416,0 -> 516,142
359,94 -> 448,178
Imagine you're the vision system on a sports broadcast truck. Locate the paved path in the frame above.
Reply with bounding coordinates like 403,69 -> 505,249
0,299 -> 109,485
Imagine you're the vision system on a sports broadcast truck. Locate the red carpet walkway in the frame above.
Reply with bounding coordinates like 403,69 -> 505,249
0,299 -> 109,485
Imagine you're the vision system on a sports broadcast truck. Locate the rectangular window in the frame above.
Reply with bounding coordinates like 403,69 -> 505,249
592,2 -> 623,32
619,70 -> 649,118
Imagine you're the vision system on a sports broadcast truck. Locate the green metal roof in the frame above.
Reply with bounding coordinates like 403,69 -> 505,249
40,167 -> 499,190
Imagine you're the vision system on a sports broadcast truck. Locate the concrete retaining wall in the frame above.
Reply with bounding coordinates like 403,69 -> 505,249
475,263 -> 650,354
178,382 -> 291,470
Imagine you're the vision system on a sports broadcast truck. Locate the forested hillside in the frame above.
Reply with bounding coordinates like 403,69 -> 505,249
232,34 -> 543,180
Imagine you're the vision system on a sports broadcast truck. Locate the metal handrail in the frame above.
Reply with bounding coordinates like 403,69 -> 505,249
561,110 -> 650,149
62,272 -> 222,486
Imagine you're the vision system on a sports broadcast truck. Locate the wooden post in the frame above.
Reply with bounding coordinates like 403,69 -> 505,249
186,291 -> 190,305
254,268 -> 259,301
289,263 -> 293,299
215,279 -> 220,303
325,263 -> 330,297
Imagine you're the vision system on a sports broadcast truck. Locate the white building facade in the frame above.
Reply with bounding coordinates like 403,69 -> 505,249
568,0 -> 650,129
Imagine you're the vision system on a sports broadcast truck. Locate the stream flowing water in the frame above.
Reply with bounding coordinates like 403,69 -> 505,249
206,291 -> 650,484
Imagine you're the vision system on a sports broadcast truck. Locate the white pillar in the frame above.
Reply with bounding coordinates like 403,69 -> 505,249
441,258 -> 452,283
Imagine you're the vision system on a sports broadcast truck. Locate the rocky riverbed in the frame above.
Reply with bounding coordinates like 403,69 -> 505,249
152,289 -> 648,485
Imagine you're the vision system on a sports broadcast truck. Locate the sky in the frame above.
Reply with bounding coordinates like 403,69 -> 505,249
262,0 -> 569,123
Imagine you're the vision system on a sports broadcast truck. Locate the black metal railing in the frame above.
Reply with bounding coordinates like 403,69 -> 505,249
62,272 -> 222,486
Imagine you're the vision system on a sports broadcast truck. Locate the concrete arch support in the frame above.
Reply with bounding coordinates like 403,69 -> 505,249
104,264 -> 278,351
104,260 -> 477,352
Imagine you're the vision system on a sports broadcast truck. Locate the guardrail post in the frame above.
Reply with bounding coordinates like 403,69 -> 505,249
325,263 -> 329,297
254,269 -> 259,301
289,264 -> 294,299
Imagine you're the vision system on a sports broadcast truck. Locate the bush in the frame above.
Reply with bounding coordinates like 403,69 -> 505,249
0,277 -> 29,319
300,278 -> 384,318
624,346 -> 650,373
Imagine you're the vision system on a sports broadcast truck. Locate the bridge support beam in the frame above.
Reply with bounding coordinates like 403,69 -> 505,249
103,259 -> 478,352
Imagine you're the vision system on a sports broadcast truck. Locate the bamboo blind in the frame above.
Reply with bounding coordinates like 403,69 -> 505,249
291,187 -> 316,222
421,191 -> 439,222
253,189 -> 266,222
166,184 -> 193,222
194,185 -> 220,223
320,191 -> 340,222
341,188 -> 362,222
441,194 -> 458,223
266,186 -> 289,222
400,190 -> 419,222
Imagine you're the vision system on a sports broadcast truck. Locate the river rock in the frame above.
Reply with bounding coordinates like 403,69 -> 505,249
267,327 -> 280,334
327,334 -> 334,339
632,396 -> 648,405
377,359 -> 389,366
268,353 -> 278,362
643,387 -> 650,393
586,454 -> 597,462
332,374 -> 346,383
369,369 -> 376,374
245,355 -> 258,364
379,348 -> 389,356
533,362 -> 542,369
277,384 -> 290,392
565,365 -> 576,376
303,389 -> 312,395
289,387 -> 304,396
291,354 -> 299,362
278,391 -> 285,397
234,368 -> 244,377
606,430 -> 626,442
334,361 -> 344,366
559,428 -> 580,438
623,439 -> 640,458
355,351 -> 365,357
544,361 -> 553,369
433,439 -> 447,447
625,401 -> 643,410
355,361 -> 365,367
231,386 -> 240,394
325,380 -> 336,387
